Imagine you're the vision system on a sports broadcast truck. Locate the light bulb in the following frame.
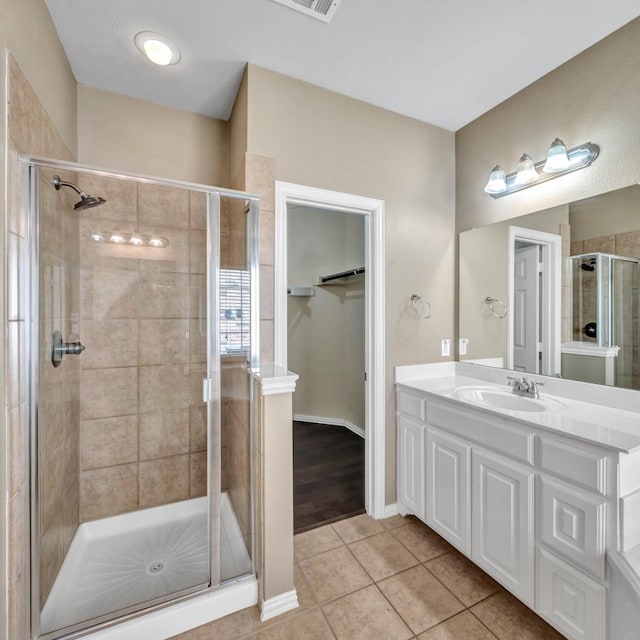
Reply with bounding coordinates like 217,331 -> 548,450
134,32 -> 181,66
148,236 -> 168,248
513,153 -> 539,185
129,233 -> 144,246
89,232 -> 104,243
110,233 -> 126,244
543,138 -> 570,173
484,165 -> 507,194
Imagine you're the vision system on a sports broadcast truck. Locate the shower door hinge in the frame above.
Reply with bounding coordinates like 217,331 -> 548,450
364,372 -> 367,382
202,378 -> 215,402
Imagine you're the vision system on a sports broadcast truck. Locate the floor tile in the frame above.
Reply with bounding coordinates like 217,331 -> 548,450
332,513 -> 385,543
381,514 -> 411,530
349,531 -> 419,581
323,584 -> 413,640
378,565 -> 465,635
299,545 -> 372,602
417,611 -> 498,640
294,524 -> 344,561
471,591 -> 566,640
255,608 -> 335,639
425,552 -> 500,607
392,522 -> 453,562
294,561 -> 318,609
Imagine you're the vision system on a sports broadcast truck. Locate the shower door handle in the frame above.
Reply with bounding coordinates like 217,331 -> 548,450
52,330 -> 86,367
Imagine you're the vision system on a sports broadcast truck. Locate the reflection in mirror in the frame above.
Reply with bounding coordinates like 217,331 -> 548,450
459,183 -> 640,391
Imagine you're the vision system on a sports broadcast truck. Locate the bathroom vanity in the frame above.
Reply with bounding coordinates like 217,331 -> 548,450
395,362 -> 640,640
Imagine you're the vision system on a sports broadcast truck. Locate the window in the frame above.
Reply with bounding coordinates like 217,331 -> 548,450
219,269 -> 251,355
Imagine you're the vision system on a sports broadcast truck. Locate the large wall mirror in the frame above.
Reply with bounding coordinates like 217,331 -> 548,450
459,182 -> 640,391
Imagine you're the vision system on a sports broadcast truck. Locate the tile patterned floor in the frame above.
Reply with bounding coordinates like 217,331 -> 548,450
172,513 -> 567,640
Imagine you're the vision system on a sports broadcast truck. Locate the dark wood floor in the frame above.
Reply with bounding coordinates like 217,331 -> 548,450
293,421 -> 365,534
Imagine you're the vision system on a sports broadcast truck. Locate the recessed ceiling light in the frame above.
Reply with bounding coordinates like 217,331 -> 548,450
134,31 -> 181,66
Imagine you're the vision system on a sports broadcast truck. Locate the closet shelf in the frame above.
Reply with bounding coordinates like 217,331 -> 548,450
318,266 -> 365,285
288,286 -> 316,297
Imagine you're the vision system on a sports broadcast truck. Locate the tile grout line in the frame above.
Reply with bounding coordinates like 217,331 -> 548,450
466,606 -> 502,640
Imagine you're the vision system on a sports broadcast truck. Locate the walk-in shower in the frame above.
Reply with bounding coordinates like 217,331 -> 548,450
27,160 -> 259,639
571,251 -> 640,389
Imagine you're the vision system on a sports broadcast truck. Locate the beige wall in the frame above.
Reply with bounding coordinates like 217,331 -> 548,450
246,65 -> 456,503
1,0 -> 78,154
459,206 -> 569,364
78,86 -> 229,186
288,206 -> 365,431
569,184 -> 640,242
229,68 -> 248,186
456,17 -> 640,235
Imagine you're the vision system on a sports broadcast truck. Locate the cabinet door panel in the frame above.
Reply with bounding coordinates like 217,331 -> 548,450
397,416 -> 425,519
538,548 -> 606,640
540,477 -> 606,579
426,427 -> 470,554
472,449 -> 534,605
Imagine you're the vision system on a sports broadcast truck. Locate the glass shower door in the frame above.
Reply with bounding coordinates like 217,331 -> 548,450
34,167 -> 219,638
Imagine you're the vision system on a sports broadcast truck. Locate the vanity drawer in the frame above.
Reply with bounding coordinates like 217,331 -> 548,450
537,547 -> 606,640
538,436 -> 607,496
397,389 -> 427,422
540,476 -> 606,579
428,399 -> 534,465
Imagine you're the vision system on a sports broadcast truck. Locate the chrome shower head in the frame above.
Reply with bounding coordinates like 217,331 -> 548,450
53,175 -> 106,211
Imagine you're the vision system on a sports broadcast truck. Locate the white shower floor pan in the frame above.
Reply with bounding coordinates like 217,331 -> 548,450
41,492 -> 253,636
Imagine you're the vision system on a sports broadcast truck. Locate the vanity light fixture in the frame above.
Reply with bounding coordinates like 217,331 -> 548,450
134,31 -> 181,66
542,138 -> 571,172
513,153 -> 538,185
90,232 -> 169,248
484,140 -> 599,198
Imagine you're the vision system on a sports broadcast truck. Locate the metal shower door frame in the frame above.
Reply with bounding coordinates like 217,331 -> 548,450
23,157 -> 260,640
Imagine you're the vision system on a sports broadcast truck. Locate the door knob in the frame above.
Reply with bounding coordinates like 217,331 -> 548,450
52,330 -> 86,368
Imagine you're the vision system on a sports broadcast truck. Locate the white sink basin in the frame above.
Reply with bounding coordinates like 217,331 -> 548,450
452,385 -> 567,413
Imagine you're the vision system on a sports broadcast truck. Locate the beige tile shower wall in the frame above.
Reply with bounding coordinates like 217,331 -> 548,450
78,179 -> 208,521
39,166 -> 82,606
5,55 -> 77,639
569,230 -> 640,388
221,357 -> 252,544
244,154 -> 276,363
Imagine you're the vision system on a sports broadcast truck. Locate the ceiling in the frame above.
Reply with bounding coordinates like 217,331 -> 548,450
44,0 -> 640,132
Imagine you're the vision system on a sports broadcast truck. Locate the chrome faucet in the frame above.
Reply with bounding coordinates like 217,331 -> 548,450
507,375 -> 544,399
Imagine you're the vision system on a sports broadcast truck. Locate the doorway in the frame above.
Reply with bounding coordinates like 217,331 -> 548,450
274,182 -> 386,522
507,226 -> 562,376
287,205 -> 366,531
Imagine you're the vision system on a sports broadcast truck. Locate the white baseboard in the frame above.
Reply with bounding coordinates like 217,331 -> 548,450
260,589 -> 299,622
383,503 -> 399,518
294,414 -> 365,439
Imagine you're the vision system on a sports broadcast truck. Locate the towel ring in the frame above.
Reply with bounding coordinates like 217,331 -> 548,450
410,294 -> 432,319
485,296 -> 507,319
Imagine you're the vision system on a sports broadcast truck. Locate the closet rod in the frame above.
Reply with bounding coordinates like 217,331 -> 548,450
319,266 -> 365,283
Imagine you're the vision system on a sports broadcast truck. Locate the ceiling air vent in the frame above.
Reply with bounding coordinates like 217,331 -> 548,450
270,0 -> 343,23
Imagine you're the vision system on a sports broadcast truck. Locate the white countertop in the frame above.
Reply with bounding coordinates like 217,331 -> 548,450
395,363 -> 640,454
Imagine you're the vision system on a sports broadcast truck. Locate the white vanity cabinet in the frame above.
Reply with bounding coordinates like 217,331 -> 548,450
472,448 -> 535,605
396,386 -> 612,640
425,428 -> 471,555
397,415 -> 426,521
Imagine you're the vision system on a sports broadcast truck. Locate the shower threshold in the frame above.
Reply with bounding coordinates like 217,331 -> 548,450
41,492 -> 252,636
